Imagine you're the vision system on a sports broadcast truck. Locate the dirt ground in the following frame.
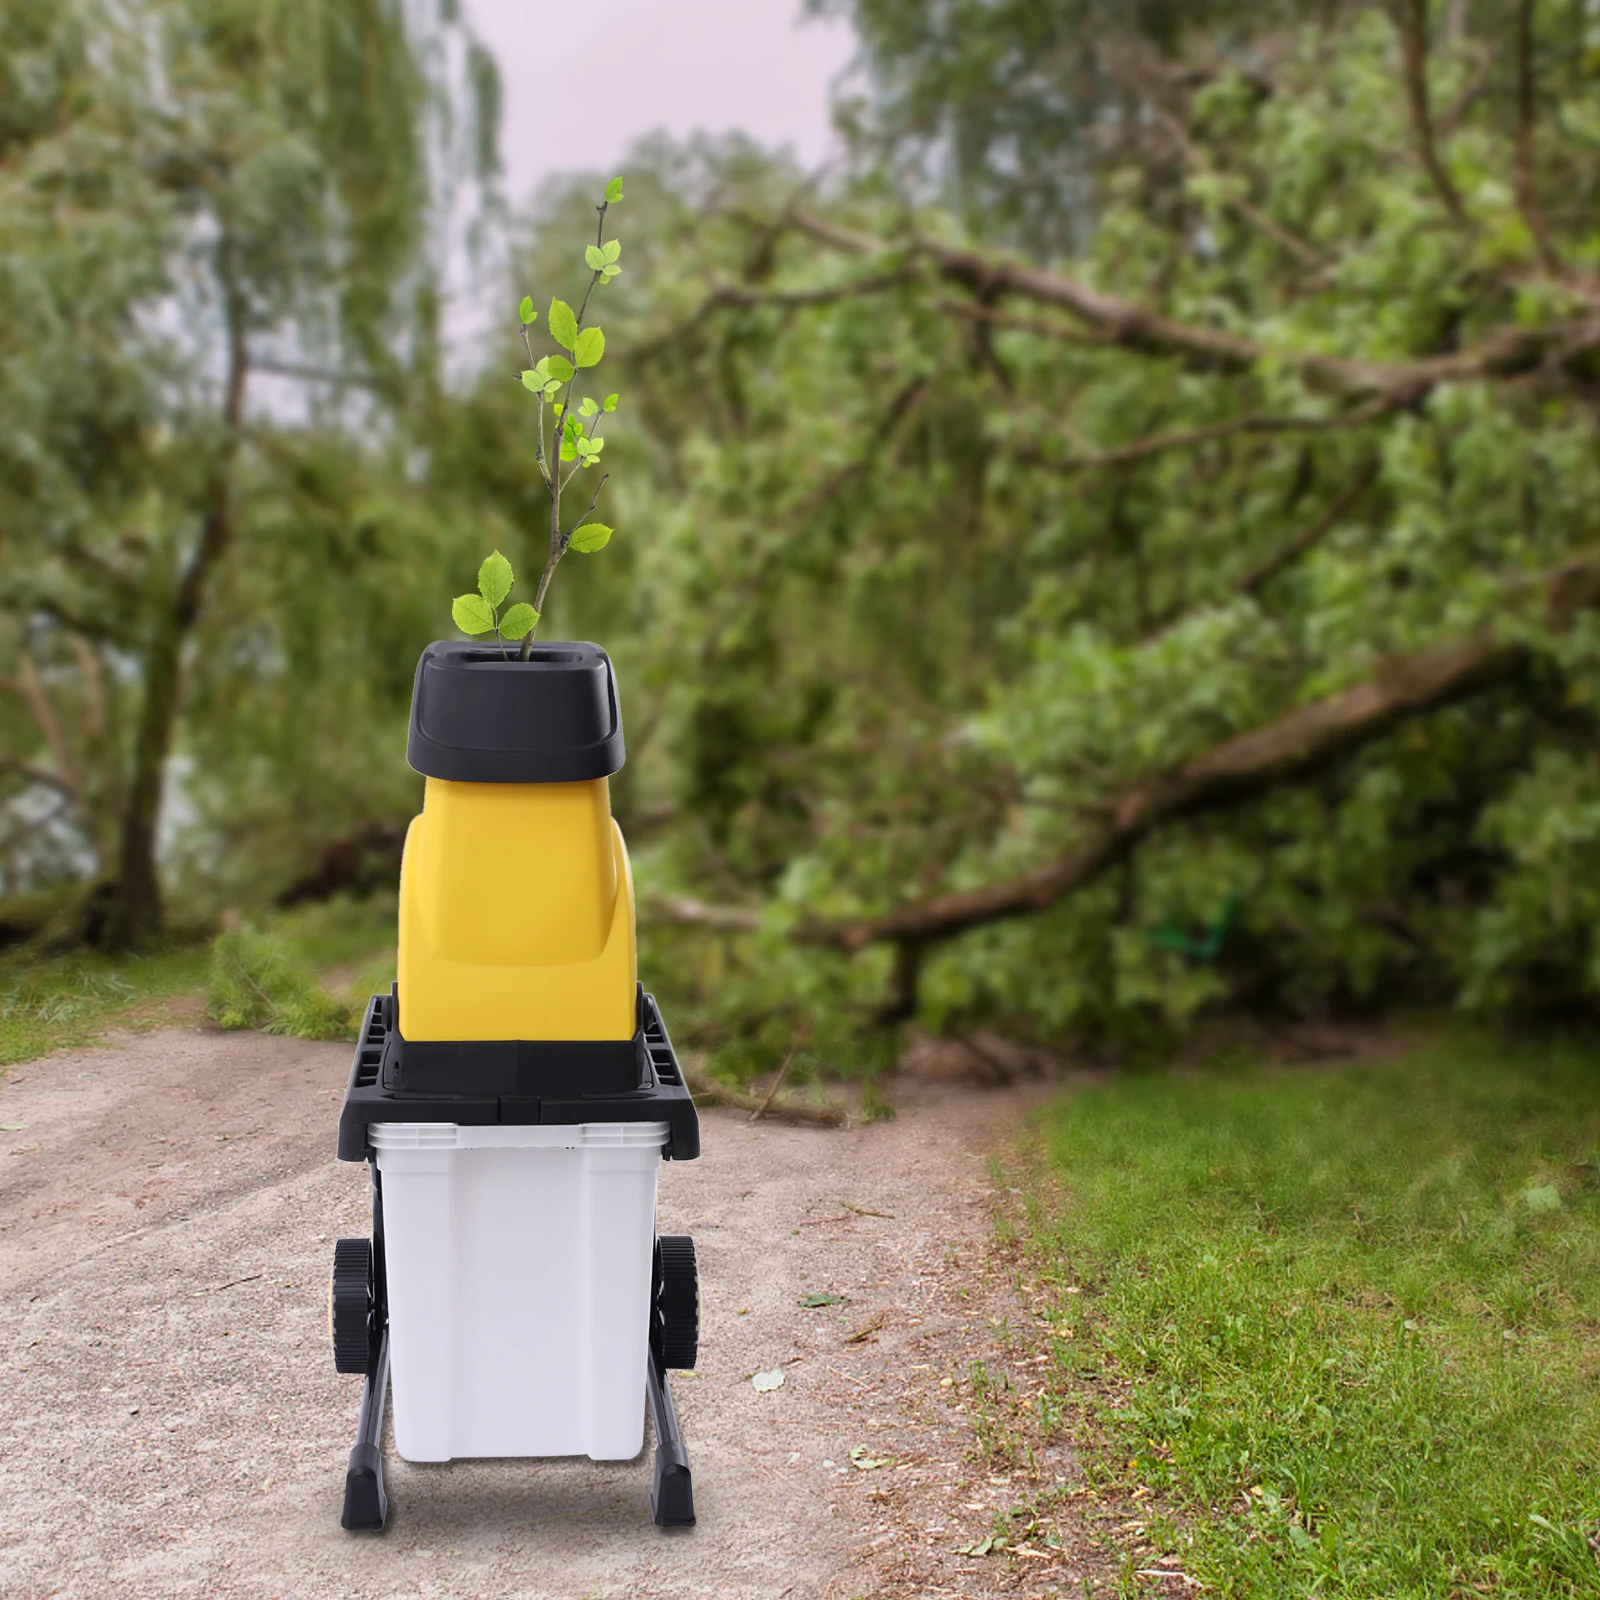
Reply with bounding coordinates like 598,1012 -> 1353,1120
0,1024 -> 1126,1600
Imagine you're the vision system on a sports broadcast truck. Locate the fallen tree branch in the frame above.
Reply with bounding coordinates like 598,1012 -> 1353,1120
643,894 -> 763,932
801,548 -> 1600,956
751,1024 -> 809,1122
683,1066 -> 848,1128
785,209 -> 1600,402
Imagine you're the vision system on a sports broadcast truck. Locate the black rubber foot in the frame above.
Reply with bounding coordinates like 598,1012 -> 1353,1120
342,1442 -> 387,1530
341,1322 -> 391,1531
651,1440 -> 695,1527
645,1335 -> 695,1527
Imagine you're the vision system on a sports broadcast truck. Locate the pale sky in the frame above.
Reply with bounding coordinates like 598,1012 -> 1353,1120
464,0 -> 859,207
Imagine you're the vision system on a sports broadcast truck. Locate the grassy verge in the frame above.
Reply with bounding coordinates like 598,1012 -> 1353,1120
0,947 -> 212,1068
0,894 -> 398,1070
1026,1037 -> 1600,1598
206,896 -> 396,1042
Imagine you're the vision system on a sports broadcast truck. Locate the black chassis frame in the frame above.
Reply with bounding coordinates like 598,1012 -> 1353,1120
337,988 -> 700,1531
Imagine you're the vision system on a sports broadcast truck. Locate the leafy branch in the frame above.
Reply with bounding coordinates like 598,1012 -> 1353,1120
453,176 -> 625,654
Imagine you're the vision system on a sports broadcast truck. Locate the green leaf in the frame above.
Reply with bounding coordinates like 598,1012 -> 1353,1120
545,353 -> 575,383
603,393 -> 619,412
548,298 -> 578,351
499,602 -> 539,640
797,1291 -> 845,1308
605,175 -> 623,203
560,441 -> 576,462
452,594 -> 495,635
518,294 -> 535,325
574,327 -> 605,368
1524,1184 -> 1562,1212
477,549 -> 513,608
602,239 -> 621,263
568,522 -> 612,553
578,396 -> 599,416
599,265 -> 621,283
585,244 -> 606,270
520,370 -> 541,391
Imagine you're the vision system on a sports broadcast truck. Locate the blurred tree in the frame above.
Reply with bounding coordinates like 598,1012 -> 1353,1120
563,2 -> 1600,1060
0,0 -> 495,944
811,0 -> 1347,250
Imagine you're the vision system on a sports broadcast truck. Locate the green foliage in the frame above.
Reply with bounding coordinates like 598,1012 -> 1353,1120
207,927 -> 357,1040
451,594 -> 494,634
520,7 -> 1600,1055
451,549 -> 536,648
568,523 -> 612,553
0,947 -> 210,1067
490,178 -> 628,650
548,297 -> 579,351
477,550 -> 513,608
1027,1038 -> 1600,1596
11,0 -> 1600,1065
499,602 -> 538,640
0,0 -> 496,931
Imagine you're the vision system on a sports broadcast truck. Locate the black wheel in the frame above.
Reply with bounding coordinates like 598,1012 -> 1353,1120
654,1235 -> 698,1370
331,1237 -> 374,1375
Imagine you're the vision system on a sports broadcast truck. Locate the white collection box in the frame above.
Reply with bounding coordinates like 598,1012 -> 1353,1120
369,1120 -> 670,1462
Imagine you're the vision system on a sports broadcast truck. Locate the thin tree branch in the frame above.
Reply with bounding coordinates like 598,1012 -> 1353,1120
1154,109 -> 1327,272
796,374 -> 931,516
1397,0 -> 1467,224
750,1023 -> 809,1122
628,269 -> 919,365
0,754 -> 78,800
1514,0 -> 1561,274
1017,402 -> 1395,474
67,635 -> 106,742
11,646 -> 81,802
1237,455 -> 1384,594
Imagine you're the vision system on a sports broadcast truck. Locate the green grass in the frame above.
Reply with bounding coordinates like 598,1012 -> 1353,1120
0,946 -> 211,1067
206,896 -> 397,1042
1029,1038 -> 1600,1598
0,894 -> 398,1068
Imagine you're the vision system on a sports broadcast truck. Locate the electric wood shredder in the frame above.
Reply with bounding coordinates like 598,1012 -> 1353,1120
332,639 -> 701,1530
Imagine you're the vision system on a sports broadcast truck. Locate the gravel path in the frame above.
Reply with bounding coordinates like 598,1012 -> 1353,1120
0,1025 -> 1119,1599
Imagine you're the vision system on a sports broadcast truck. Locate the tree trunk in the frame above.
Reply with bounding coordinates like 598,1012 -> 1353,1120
93,247 -> 248,949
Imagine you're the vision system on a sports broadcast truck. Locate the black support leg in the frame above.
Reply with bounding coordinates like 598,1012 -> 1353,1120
341,1328 -> 391,1530
645,1344 -> 694,1527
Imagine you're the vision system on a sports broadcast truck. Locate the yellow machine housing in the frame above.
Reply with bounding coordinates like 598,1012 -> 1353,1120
398,775 -> 637,1042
